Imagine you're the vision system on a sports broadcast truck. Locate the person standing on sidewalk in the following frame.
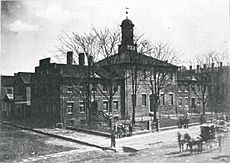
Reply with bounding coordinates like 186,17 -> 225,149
129,123 -> 133,136
111,131 -> 116,148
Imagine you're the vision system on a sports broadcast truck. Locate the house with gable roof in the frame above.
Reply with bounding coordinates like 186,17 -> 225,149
1,75 -> 15,119
13,72 -> 33,120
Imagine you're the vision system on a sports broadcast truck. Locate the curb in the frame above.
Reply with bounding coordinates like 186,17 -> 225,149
66,126 -> 111,138
159,122 -> 200,131
2,121 -> 116,152
131,122 -> 200,135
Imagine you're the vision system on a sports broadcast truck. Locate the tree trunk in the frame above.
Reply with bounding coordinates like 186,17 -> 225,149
202,101 -> 205,115
109,95 -> 113,113
132,94 -> 136,125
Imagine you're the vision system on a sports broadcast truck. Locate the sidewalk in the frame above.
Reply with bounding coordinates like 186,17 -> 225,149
2,121 -> 200,153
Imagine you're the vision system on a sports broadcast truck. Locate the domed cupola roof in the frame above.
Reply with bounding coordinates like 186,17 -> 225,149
121,18 -> 134,27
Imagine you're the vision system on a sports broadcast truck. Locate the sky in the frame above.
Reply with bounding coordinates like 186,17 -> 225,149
1,0 -> 229,75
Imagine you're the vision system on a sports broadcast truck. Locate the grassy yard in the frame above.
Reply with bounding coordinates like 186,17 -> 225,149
0,124 -> 75,162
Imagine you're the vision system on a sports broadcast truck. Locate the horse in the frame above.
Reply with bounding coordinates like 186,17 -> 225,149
177,132 -> 186,152
184,132 -> 203,153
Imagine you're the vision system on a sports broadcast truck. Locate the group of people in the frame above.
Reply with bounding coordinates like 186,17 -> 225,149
178,113 -> 190,128
111,122 -> 133,148
114,123 -> 133,138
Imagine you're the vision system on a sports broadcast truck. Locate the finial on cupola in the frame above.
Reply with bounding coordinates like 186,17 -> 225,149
125,7 -> 129,19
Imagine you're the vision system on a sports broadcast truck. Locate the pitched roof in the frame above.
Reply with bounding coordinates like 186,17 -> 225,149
57,64 -> 88,78
94,66 -> 124,80
1,76 -> 15,87
95,50 -> 178,69
18,72 -> 33,84
177,66 -> 230,82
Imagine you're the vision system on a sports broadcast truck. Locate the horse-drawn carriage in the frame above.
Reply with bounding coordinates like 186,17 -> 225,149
177,123 -> 217,153
200,124 -> 215,142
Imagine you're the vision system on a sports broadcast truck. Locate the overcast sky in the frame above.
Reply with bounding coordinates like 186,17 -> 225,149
1,0 -> 229,75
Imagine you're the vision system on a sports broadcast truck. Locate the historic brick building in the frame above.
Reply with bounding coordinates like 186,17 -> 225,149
31,54 -> 87,127
0,75 -> 15,119
29,18 -> 178,128
13,72 -> 33,120
95,18 -> 178,121
208,64 -> 230,113
177,64 -> 230,114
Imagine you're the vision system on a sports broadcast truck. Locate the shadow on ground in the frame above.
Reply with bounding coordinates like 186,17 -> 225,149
122,146 -> 138,153
212,155 -> 230,163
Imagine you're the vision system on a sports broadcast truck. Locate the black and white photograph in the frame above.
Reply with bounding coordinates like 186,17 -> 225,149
0,0 -> 229,162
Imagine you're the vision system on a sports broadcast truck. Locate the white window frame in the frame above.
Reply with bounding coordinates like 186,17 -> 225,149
191,97 -> 196,106
160,94 -> 165,106
169,94 -> 173,105
79,101 -> 85,113
103,100 -> 109,111
142,94 -> 147,107
185,97 -> 189,106
185,85 -> 188,92
113,100 -> 119,111
178,84 -> 182,92
178,98 -> 182,107
67,101 -> 74,115
67,85 -> 73,94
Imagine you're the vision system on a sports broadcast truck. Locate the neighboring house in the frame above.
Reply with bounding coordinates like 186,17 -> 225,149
31,54 -> 86,127
177,64 -> 230,114
31,53 -> 121,127
13,72 -> 33,120
177,67 -> 203,114
0,75 -> 15,119
208,64 -> 230,113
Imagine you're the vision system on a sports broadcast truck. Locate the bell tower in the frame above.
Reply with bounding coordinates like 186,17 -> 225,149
119,9 -> 137,53
121,18 -> 134,45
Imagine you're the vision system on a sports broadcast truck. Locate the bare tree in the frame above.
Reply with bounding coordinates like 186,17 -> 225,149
127,38 -> 179,125
55,31 -> 102,125
190,51 -> 227,115
148,42 -> 179,121
93,27 -> 121,117
56,27 -> 122,126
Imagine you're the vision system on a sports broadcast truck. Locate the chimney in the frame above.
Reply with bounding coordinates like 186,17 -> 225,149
196,65 -> 200,73
212,63 -> 214,68
79,53 -> 85,66
203,64 -> 206,70
88,55 -> 93,66
220,62 -> 223,68
67,51 -> 73,65
189,66 -> 192,71
40,58 -> 51,67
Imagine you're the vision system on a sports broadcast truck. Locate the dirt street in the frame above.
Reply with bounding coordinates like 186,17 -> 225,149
73,132 -> 230,163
